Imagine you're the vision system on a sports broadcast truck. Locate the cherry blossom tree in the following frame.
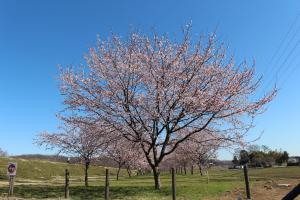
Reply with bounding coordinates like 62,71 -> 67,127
171,131 -> 220,175
105,136 -> 143,180
59,25 -> 276,189
124,148 -> 148,178
37,119 -> 112,187
184,136 -> 219,176
173,147 -> 191,175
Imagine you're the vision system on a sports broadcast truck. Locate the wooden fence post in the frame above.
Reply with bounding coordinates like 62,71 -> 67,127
105,168 -> 109,200
206,169 -> 210,184
172,168 -> 176,200
243,164 -> 251,199
8,176 -> 14,197
64,169 -> 69,199
239,150 -> 251,200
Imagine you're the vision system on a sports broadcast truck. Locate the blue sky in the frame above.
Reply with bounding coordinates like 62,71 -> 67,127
0,0 -> 299,159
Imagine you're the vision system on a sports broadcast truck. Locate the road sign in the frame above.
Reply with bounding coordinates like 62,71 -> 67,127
7,163 -> 17,176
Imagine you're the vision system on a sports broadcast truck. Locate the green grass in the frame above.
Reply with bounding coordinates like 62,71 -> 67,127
1,157 -> 300,199
0,173 -> 240,200
0,157 -> 125,181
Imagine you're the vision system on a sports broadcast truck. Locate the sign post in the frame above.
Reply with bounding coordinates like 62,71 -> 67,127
7,163 -> 17,197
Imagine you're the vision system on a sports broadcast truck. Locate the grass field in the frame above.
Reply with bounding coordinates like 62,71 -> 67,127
0,157 -> 126,180
1,157 -> 300,199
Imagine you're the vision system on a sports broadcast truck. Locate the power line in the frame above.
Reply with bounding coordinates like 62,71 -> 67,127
262,14 -> 300,78
260,14 -> 300,94
280,57 -> 300,88
263,38 -> 300,92
266,27 -> 300,80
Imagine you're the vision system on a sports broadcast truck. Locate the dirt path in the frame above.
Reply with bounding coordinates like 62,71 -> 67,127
206,179 -> 300,200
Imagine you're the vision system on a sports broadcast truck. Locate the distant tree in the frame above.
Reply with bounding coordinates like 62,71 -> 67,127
174,145 -> 192,175
36,120 -> 113,187
106,137 -> 143,180
0,148 -> 7,157
178,133 -> 220,176
277,151 -> 289,164
262,145 -> 271,153
59,25 -> 276,189
162,135 -> 219,177
282,151 -> 289,163
124,149 -> 148,177
232,156 -> 239,167
247,145 -> 289,167
247,144 -> 261,153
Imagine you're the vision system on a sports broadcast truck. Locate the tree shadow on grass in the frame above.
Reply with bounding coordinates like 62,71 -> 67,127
0,185 -> 64,199
0,185 -> 171,199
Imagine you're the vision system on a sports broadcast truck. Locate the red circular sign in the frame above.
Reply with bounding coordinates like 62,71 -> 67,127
8,163 -> 16,174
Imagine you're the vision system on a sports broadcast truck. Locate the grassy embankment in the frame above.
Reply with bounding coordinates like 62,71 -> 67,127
0,156 -> 123,181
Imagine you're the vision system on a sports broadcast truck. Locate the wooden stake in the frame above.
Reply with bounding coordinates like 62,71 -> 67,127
206,169 -> 210,184
105,168 -> 109,200
64,169 -> 69,199
172,168 -> 176,200
243,164 -> 251,199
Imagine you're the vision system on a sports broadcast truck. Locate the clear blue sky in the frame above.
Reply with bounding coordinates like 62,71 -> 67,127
0,0 -> 299,159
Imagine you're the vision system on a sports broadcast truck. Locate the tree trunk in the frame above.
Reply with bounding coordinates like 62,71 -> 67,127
199,165 -> 203,176
116,164 -> 121,181
152,166 -> 161,190
84,160 -> 90,187
184,164 -> 187,175
206,169 -> 209,184
191,165 -> 194,175
127,166 -> 132,177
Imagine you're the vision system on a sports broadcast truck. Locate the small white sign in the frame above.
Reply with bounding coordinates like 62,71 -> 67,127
7,163 -> 17,176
